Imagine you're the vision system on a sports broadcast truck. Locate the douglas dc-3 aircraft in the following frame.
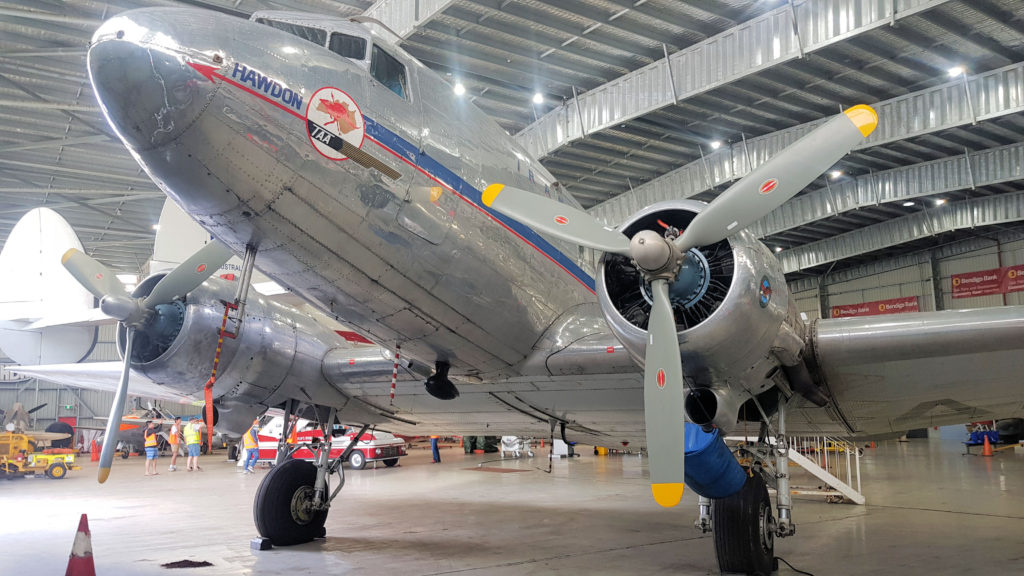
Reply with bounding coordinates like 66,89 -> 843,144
16,7 -> 1024,574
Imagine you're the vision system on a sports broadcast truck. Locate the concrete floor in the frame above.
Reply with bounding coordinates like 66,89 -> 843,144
2,439 -> 1023,575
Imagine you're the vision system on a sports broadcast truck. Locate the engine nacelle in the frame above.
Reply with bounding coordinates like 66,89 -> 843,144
597,200 -> 796,433
114,275 -> 399,434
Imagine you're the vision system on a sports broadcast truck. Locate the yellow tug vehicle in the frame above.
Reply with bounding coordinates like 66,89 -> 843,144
1,432 -> 81,479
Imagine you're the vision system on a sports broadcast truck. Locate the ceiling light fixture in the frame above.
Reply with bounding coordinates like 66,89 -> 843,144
774,246 -> 783,253
532,92 -> 543,104
935,198 -> 947,206
151,224 -> 160,230
710,141 -> 722,150
830,170 -> 843,179
948,65 -> 965,77
902,201 -> 915,207
453,82 -> 465,96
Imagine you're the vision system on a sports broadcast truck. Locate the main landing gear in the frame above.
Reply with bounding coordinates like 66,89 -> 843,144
696,394 -> 796,575
252,405 -> 370,547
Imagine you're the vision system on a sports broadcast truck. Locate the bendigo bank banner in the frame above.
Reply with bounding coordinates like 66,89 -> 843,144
951,265 -> 1024,299
830,296 -> 919,318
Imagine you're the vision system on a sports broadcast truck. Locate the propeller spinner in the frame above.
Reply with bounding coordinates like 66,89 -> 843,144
484,105 -> 878,507
61,241 -> 233,483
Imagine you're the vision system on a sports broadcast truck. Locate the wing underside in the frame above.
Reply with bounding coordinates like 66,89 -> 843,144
805,306 -> 1024,437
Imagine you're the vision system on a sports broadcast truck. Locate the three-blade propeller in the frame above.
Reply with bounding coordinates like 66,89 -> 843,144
484,105 -> 878,507
62,241 -> 233,483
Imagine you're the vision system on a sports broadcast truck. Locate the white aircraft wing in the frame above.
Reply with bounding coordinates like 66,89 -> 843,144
11,362 -> 198,405
793,306 -> 1024,437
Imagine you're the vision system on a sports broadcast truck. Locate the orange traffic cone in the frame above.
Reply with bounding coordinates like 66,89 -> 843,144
982,435 -> 994,457
90,440 -> 99,462
65,514 -> 96,576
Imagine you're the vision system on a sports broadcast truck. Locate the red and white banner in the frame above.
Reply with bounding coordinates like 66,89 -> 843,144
830,296 -> 919,318
951,265 -> 1024,299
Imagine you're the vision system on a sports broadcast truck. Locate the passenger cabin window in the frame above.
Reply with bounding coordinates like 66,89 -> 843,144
255,18 -> 327,47
370,45 -> 408,99
329,33 -> 367,60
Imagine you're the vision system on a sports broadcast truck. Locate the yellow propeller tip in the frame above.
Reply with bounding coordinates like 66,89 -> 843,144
97,468 -> 111,484
651,482 -> 685,508
482,183 -> 505,207
61,248 -> 79,265
844,104 -> 878,137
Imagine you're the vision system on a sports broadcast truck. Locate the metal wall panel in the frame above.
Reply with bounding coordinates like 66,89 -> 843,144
779,191 -> 1024,272
516,0 -> 952,160
364,0 -> 457,39
751,142 -> 1024,238
591,60 -> 1024,226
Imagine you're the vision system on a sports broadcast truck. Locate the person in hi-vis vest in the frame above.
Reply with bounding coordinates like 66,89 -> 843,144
143,420 -> 160,476
184,417 -> 203,472
242,419 -> 260,474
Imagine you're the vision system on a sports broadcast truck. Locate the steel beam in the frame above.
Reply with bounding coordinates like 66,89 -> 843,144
515,0 -> 953,160
363,0 -> 457,40
778,192 -> 1024,273
590,60 -> 1024,225
751,142 -> 1024,239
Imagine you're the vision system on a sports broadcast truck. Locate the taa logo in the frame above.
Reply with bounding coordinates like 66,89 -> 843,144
305,87 -> 365,161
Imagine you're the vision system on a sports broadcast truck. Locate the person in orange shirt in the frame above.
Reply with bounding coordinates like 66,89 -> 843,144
168,417 -> 181,472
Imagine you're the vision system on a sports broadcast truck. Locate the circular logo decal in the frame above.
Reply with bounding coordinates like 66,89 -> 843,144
759,179 -> 778,195
656,369 -> 666,389
196,264 -> 207,273
554,215 -> 569,225
759,276 -> 772,308
305,87 -> 365,161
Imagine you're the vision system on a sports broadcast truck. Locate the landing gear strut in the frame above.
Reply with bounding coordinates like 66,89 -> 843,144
252,406 -> 369,547
702,392 -> 796,575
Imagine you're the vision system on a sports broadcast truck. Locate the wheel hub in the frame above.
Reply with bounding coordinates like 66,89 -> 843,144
758,500 -> 775,553
290,485 -> 316,525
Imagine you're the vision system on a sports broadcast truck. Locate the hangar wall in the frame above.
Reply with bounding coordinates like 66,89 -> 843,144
790,230 -> 1024,319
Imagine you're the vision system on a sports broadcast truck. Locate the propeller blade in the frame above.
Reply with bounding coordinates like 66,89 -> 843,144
143,241 -> 234,308
482,183 -> 631,255
98,328 -> 134,483
643,278 -> 686,508
62,248 -> 128,300
675,105 -> 878,252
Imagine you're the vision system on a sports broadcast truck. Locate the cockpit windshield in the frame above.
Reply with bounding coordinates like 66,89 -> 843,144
255,18 -> 327,47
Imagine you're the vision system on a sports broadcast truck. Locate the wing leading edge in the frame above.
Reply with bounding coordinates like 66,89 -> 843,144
808,306 -> 1024,436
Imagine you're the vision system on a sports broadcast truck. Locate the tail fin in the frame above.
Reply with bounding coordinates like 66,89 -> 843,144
0,208 -> 99,365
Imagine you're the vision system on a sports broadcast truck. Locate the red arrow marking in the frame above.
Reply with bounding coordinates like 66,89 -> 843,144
187,61 -> 303,120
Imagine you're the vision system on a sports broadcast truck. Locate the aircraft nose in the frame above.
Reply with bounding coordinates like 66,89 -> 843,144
88,11 -> 216,151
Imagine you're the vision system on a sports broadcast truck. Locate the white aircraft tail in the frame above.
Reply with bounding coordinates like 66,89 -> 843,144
0,208 -> 100,365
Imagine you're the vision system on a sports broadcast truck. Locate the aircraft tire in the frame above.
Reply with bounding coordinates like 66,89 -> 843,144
712,470 -> 774,576
253,459 -> 328,546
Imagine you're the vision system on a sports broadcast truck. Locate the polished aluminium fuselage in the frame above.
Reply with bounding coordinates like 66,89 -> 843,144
88,8 -> 595,381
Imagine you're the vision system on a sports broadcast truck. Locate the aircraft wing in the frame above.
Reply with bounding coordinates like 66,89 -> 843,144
11,362 -> 198,405
793,306 -> 1024,437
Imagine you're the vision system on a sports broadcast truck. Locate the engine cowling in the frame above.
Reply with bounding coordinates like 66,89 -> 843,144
596,200 -> 796,432
113,275 -> 398,434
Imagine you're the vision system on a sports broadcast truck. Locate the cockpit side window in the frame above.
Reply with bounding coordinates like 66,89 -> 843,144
329,33 -> 367,60
255,18 -> 327,47
370,45 -> 408,99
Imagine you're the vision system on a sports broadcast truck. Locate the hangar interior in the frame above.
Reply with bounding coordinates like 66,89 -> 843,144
1,1 -> 1023,575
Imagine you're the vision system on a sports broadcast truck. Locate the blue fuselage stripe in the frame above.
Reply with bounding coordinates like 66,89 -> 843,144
362,116 -> 596,292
